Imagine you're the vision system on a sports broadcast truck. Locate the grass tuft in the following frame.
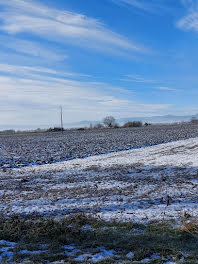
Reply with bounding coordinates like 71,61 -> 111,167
0,214 -> 198,262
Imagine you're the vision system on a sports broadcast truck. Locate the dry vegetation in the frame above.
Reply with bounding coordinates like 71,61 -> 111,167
1,214 -> 198,263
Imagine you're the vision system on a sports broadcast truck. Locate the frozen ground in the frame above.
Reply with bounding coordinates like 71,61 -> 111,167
1,123 -> 198,169
1,136 -> 198,223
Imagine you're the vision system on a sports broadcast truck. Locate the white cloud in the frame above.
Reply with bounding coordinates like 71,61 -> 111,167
115,0 -> 151,11
120,74 -> 156,83
181,0 -> 198,10
0,35 -> 68,61
111,0 -> 170,13
0,64 -> 91,79
0,0 -> 146,55
156,86 -> 176,91
0,63 -> 170,129
177,0 -> 198,32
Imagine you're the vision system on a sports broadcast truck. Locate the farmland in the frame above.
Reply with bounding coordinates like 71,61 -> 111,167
1,123 -> 198,169
1,124 -> 198,263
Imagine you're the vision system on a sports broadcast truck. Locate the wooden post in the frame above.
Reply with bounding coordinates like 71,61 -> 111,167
60,106 -> 63,134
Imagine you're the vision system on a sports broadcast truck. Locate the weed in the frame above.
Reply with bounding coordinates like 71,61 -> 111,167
0,214 -> 198,262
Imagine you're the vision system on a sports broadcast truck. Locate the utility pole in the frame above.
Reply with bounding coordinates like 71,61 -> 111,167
60,105 -> 64,134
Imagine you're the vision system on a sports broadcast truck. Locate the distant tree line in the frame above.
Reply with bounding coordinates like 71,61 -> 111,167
47,127 -> 63,132
46,117 -> 150,132
123,121 -> 143,128
191,117 -> 198,124
89,116 -> 151,129
0,129 -> 15,134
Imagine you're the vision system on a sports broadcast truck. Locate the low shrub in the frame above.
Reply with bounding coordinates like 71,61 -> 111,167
123,121 -> 143,128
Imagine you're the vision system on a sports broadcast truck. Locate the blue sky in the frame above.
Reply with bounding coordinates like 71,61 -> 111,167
1,0 -> 198,129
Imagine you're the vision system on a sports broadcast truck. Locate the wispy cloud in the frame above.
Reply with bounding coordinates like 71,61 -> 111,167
120,74 -> 156,83
120,75 -> 176,91
0,63 -> 91,79
113,0 -> 152,11
0,0 -> 146,55
156,86 -> 176,91
0,63 -> 170,128
177,0 -> 198,32
111,0 -> 170,14
0,35 -> 68,61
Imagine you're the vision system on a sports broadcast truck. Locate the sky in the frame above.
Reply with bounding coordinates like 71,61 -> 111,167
1,0 -> 198,129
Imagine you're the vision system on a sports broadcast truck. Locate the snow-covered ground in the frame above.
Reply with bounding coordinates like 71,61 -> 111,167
2,123 -> 198,169
1,137 -> 198,222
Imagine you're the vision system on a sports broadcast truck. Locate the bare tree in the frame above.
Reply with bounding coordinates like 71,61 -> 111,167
94,123 -> 104,129
103,116 -> 116,128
